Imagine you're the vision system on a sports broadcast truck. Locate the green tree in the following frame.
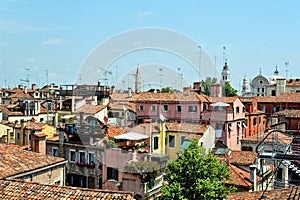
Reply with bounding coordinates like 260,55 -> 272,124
159,140 -> 234,200
161,87 -> 174,93
223,82 -> 238,97
201,77 -> 217,96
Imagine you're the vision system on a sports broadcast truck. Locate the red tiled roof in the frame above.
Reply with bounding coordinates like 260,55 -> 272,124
0,179 -> 134,199
226,186 -> 300,200
227,164 -> 252,188
229,151 -> 257,166
0,144 -> 66,179
209,96 -> 239,104
131,91 -> 203,102
74,104 -> 106,114
106,124 -> 126,138
254,92 -> 300,103
6,88 -> 33,99
165,122 -> 209,133
240,130 -> 292,144
273,109 -> 300,118
0,105 -> 24,116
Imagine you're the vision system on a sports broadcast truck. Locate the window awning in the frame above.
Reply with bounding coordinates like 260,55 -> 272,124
210,102 -> 230,107
113,132 -> 149,141
61,115 -> 75,119
180,141 -> 191,149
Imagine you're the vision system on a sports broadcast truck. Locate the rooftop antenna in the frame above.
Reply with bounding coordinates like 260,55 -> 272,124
46,70 -> 49,85
98,67 -> 112,86
198,45 -> 202,82
223,46 -> 226,64
20,68 -> 30,87
177,67 -> 181,91
285,62 -> 289,79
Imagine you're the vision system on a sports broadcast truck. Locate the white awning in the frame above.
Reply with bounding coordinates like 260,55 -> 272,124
211,102 -> 230,107
114,132 -> 149,140
61,115 -> 75,119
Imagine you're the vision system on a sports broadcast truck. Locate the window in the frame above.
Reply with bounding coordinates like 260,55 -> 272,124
180,136 -> 186,146
52,147 -> 58,157
151,105 -> 156,112
153,136 -> 159,150
242,107 -> 245,113
257,88 -> 260,93
139,105 -> 144,111
259,117 -> 261,124
78,151 -> 85,163
69,150 -> 76,162
228,123 -> 232,131
107,167 -> 118,181
163,105 -> 168,112
16,132 -> 20,140
237,136 -> 239,144
54,180 -> 61,185
253,118 -> 257,126
168,135 -> 175,148
298,122 -> 300,130
88,152 -> 95,164
188,106 -> 197,113
262,88 -> 265,93
236,106 -> 240,114
176,105 -> 182,112
271,90 -> 276,96
237,122 -> 241,129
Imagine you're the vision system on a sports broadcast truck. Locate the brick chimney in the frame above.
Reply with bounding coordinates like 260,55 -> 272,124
30,132 -> 47,154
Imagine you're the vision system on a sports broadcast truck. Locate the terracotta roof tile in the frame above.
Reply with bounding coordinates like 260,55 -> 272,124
240,130 -> 292,144
0,144 -> 66,179
273,109 -> 300,118
227,164 -> 252,187
106,124 -> 126,138
209,96 -> 239,104
0,179 -> 134,199
229,150 -> 257,165
131,91 -> 203,102
74,104 -> 106,114
165,122 -> 209,133
255,92 -> 300,103
226,186 -> 300,199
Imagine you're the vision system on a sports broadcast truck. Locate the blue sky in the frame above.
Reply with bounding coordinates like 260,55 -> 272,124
0,0 -> 299,92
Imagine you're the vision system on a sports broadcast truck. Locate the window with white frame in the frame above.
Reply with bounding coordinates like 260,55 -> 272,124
69,149 -> 76,162
151,105 -> 156,112
88,152 -> 95,164
163,105 -> 169,112
188,106 -> 197,113
78,151 -> 85,163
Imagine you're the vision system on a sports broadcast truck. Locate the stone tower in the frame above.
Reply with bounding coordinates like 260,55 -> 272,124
221,62 -> 230,84
135,65 -> 141,93
242,75 -> 249,95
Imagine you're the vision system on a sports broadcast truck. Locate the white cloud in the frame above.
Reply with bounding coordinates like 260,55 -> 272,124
131,9 -> 152,20
0,20 -> 43,34
27,58 -> 35,63
42,38 -> 69,46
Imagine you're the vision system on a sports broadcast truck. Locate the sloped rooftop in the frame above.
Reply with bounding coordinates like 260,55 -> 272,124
0,179 -> 134,200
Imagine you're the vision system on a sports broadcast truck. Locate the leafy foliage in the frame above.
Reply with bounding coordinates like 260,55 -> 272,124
124,161 -> 159,183
161,87 -> 174,93
159,140 -> 235,200
201,77 -> 217,96
223,82 -> 238,97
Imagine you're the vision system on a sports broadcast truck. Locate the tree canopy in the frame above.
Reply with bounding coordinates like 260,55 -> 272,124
201,77 -> 217,96
223,82 -> 238,97
159,140 -> 234,200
